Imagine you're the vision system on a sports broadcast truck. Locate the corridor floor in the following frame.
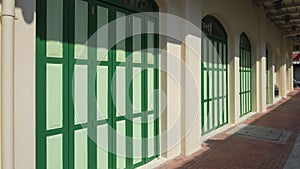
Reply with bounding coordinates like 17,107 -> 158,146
157,89 -> 300,169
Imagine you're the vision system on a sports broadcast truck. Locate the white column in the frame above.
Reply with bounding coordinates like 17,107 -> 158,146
259,42 -> 267,113
261,56 -> 267,112
267,50 -> 274,104
1,0 -> 15,168
183,34 -> 201,155
228,35 -> 240,123
259,7 -> 267,113
288,54 -> 293,92
281,54 -> 287,98
270,51 -> 276,103
181,0 -> 202,155
290,55 -> 294,91
252,44 -> 259,113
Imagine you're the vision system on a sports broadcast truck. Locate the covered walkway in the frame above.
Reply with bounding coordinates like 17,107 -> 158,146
158,89 -> 300,169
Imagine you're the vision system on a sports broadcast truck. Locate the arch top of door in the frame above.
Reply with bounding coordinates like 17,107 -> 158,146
202,15 -> 227,42
100,0 -> 159,13
240,32 -> 251,50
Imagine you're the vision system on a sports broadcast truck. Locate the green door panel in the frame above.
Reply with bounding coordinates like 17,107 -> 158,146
239,33 -> 252,117
201,16 -> 228,135
36,0 -> 159,169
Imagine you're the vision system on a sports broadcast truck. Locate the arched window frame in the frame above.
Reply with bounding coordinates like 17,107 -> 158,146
202,15 -> 227,42
101,0 -> 159,12
240,32 -> 251,50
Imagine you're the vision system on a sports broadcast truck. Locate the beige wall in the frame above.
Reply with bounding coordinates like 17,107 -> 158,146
0,0 -> 36,169
14,0 -> 36,168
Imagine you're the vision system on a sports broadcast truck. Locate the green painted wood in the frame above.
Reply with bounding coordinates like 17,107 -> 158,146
36,0 -> 47,168
36,0 -> 159,169
201,15 -> 228,135
68,0 -> 75,168
239,33 -> 252,117
88,1 -> 97,169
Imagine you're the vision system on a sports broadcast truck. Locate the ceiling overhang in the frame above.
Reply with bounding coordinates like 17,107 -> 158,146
253,0 -> 300,50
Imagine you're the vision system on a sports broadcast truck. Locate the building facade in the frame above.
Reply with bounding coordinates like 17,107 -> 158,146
0,0 -> 294,168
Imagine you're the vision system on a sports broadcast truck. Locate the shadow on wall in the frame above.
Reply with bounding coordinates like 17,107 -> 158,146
0,0 -> 35,24
275,47 -> 282,73
266,42 -> 272,70
274,47 -> 281,96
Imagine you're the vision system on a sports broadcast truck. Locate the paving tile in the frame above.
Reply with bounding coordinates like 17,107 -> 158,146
157,90 -> 300,169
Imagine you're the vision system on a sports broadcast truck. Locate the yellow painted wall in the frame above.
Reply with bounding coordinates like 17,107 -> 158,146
14,1 -> 36,169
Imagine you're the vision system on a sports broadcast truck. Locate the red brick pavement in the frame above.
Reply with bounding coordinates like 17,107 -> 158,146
157,89 -> 300,169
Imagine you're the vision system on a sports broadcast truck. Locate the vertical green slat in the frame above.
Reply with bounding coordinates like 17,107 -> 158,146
247,50 -> 249,113
245,50 -> 247,113
201,38 -> 205,133
63,0 -> 70,168
247,50 -> 250,113
212,40 -> 215,130
248,51 -> 251,113
221,43 -> 224,124
207,39 -> 210,131
36,0 -> 47,168
108,8 -> 117,169
154,18 -> 160,158
244,50 -> 245,114
246,50 -> 248,113
216,42 -> 219,126
126,14 -> 134,169
243,49 -> 245,114
242,49 -> 243,115
247,51 -> 251,113
246,50 -> 247,113
240,49 -> 242,116
142,16 -> 149,163
68,0 -> 75,168
250,51 -> 252,112
246,50 -> 248,112
245,50 -> 247,114
206,38 -> 209,132
225,43 -> 228,123
241,49 -> 243,116
88,1 -> 97,169
248,51 -> 250,113
240,48 -> 244,116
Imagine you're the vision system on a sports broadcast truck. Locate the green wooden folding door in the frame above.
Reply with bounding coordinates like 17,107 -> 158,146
36,0 -> 159,168
239,33 -> 252,117
201,16 -> 228,135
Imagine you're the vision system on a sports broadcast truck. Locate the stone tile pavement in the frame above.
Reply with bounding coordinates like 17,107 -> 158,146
157,89 -> 300,169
